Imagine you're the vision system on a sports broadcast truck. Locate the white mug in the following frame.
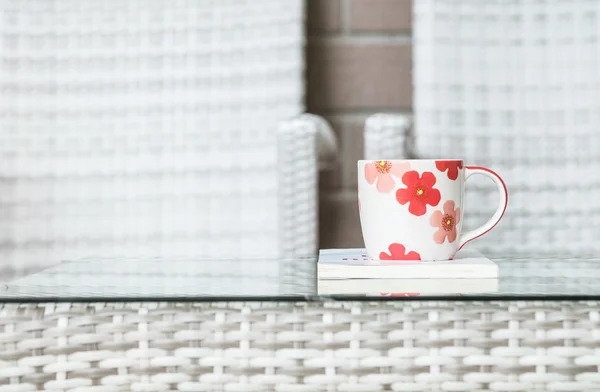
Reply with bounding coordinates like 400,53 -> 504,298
357,159 -> 507,261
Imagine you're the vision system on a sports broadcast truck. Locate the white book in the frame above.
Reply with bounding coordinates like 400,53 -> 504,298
318,248 -> 498,280
318,277 -> 498,295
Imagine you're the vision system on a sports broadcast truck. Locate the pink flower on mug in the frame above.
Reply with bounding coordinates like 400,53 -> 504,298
430,200 -> 461,244
395,171 -> 441,216
435,160 -> 463,181
379,243 -> 421,261
365,160 -> 411,193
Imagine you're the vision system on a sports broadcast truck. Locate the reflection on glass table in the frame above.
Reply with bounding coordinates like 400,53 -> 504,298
2,255 -> 600,300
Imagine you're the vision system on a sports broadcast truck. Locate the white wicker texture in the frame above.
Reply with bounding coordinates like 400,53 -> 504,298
364,113 -> 412,161
0,0 -> 307,269
1,300 -> 600,391
277,114 -> 337,257
409,1 -> 600,256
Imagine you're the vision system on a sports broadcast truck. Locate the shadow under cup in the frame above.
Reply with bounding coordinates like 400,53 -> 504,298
358,159 -> 507,261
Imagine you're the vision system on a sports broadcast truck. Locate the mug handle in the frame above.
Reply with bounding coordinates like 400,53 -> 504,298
457,166 -> 508,250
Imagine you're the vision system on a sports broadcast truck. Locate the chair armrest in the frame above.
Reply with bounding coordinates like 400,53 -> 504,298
364,113 -> 412,160
290,113 -> 338,169
276,114 -> 338,257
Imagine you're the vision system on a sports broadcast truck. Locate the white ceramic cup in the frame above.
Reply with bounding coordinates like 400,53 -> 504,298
357,159 -> 507,261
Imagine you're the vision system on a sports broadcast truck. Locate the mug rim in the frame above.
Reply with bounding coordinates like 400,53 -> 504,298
358,159 -> 464,163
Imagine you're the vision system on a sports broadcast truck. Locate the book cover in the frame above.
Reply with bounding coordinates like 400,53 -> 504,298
318,277 -> 499,296
318,248 -> 498,280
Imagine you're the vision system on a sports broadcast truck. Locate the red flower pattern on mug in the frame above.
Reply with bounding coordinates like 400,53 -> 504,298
365,160 -> 411,193
435,160 -> 463,180
430,200 -> 461,244
379,243 -> 421,261
395,171 -> 441,216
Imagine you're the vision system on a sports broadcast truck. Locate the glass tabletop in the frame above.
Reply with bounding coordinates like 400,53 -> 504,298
1,254 -> 599,301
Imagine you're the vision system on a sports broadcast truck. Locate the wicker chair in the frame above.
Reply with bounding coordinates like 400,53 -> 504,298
365,1 -> 599,257
0,0 -> 336,275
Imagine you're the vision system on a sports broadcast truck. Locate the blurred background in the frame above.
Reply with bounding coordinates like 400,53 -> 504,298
0,0 -> 597,273
314,0 -> 600,258
0,0 -> 412,271
307,0 -> 413,249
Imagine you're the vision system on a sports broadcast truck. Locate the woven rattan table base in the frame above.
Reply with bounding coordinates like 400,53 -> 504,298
1,301 -> 599,391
